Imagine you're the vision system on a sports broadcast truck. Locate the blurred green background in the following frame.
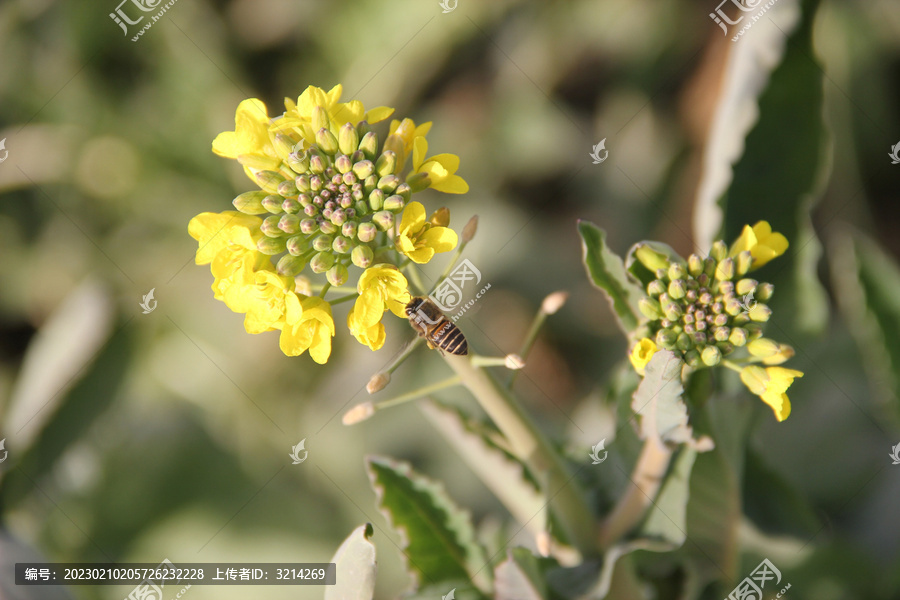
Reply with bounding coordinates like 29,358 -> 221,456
1,0 -> 899,598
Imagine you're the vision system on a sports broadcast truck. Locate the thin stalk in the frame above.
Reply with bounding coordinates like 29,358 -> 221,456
328,293 -> 359,306
596,438 -> 672,549
506,311 -> 548,388
318,282 -> 332,298
405,263 -> 428,295
372,375 -> 462,411
442,354 -> 598,555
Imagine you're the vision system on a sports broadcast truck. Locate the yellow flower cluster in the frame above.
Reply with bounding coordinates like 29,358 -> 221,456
628,221 -> 803,421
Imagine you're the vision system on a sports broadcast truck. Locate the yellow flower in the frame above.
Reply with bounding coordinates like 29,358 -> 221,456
729,221 -> 789,270
347,265 -> 411,350
629,338 -> 658,375
275,84 -> 394,143
410,137 -> 469,194
223,268 -> 294,334
384,118 -> 433,168
188,211 -> 264,265
740,365 -> 803,422
395,202 -> 458,264
212,98 -> 277,171
280,294 -> 336,363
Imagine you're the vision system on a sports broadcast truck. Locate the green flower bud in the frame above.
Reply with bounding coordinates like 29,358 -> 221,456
724,299 -> 743,316
282,197 -> 301,214
715,258 -> 735,281
748,303 -> 772,322
634,244 -> 670,272
358,131 -> 379,161
312,106 -> 331,133
309,154 -> 326,174
287,151 -> 310,174
717,280 -> 735,295
277,254 -> 307,277
232,190 -> 268,214
668,279 -> 686,299
375,151 -> 397,177
378,174 -> 401,193
357,120 -> 372,138
745,323 -> 764,339
729,327 -> 748,346
331,209 -> 347,226
368,189 -> 384,211
684,349 -> 702,367
710,240 -> 727,262
286,235 -> 306,256
372,211 -> 394,231
716,341 -> 734,355
763,344 -> 795,365
395,183 -> 412,201
692,331 -> 707,346
353,160 -> 375,180
735,278 -> 757,296
342,221 -> 358,239
272,133 -> 296,159
257,236 -> 286,255
339,123 -> 360,155
677,332 -> 693,351
406,172 -> 430,193
647,279 -> 666,296
316,128 -> 339,155
261,215 -> 283,237
655,328 -> 677,349
300,219 -> 317,235
756,282 -> 774,301
327,263 -> 349,287
351,245 -> 374,268
735,250 -> 753,276
256,170 -> 286,194
667,262 -> 686,282
310,251 -> 334,273
664,303 -> 684,321
383,195 -> 405,212
639,297 -> 662,319
278,213 -> 300,235
713,326 -> 730,342
698,291 -> 713,305
747,337 -> 780,358
688,254 -> 704,278
237,153 -> 281,170
295,175 -> 311,194
277,179 -> 298,198
357,222 -> 377,243
703,257 -> 717,278
319,220 -> 338,234
701,345 -> 721,367
313,235 -> 333,251
332,236 -> 351,254
335,154 -> 352,174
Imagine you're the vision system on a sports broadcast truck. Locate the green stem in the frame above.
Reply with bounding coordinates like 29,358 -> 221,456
405,263 -> 428,296
506,310 -> 548,388
328,293 -> 359,306
312,285 -> 356,294
441,354 -> 598,555
318,282 -> 331,298
385,337 -> 425,376
373,375 -> 462,410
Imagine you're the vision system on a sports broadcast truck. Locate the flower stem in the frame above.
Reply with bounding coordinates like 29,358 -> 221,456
328,293 -> 359,306
318,282 -> 332,298
596,438 -> 672,549
372,375 -> 462,411
442,354 -> 598,554
506,311 -> 548,388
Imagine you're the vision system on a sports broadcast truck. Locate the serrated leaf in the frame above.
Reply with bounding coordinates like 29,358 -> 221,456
365,456 -> 490,593
419,402 -> 545,538
624,241 -> 685,288
324,524 -> 376,600
578,220 -> 645,334
494,548 -> 546,600
639,447 -> 697,546
631,351 -> 713,450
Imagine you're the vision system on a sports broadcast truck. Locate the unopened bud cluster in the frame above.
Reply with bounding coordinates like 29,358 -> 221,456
635,241 -> 777,368
233,111 -> 424,287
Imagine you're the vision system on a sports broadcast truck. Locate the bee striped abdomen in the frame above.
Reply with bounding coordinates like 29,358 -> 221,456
405,296 -> 469,356
433,320 -> 468,355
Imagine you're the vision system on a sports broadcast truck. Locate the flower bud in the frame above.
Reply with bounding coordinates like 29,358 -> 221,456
368,189 -> 384,211
310,251 -> 335,273
313,235 -> 333,252
735,250 -> 753,276
715,258 -> 735,281
541,291 -> 568,315
372,211 -> 395,231
692,331 -> 708,345
287,151 -> 310,174
747,337 -> 780,358
366,372 -> 390,394
740,365 -> 768,395
505,354 -> 526,370
667,262 -> 686,282
332,236 -> 351,254
701,345 -> 721,367
339,123 -> 360,155
735,278 -> 757,296
668,279 -> 686,300
319,220 -> 338,234
676,332 -> 693,351
256,170 -> 286,194
296,175 -> 311,194
261,215 -> 283,237
395,182 -> 412,201
763,344 -> 795,365
688,254 -> 704,278
237,153 -> 281,170
710,240 -> 727,262
272,134 -> 295,160
343,401 -> 376,425
282,197 -> 301,214
375,151 -> 397,177
406,171 -> 431,193
729,327 -> 748,346
378,174 -> 401,193
232,190 -> 268,214
635,244 -> 670,272
257,236 -> 286,255
655,328 -> 677,349
698,291 -> 713,305
713,326 -> 730,342
462,216 -> 479,243
383,195 -> 405,212
756,282 -> 774,301
342,221 -> 358,239
430,207 -> 451,228
312,106 -> 331,132
353,160 -> 375,180
724,298 -> 743,316
334,154 -> 352,174
309,154 -> 326,174
286,235 -> 306,256
316,127 -> 339,155
351,245 -> 374,268
647,279 -> 666,296
717,280 -> 734,295
748,303 -> 772,322
664,303 -> 683,321
358,131 -> 379,160
684,349 -> 702,368
327,263 -> 349,286
277,254 -> 307,277
357,222 -> 377,243
331,208 -> 347,226
639,297 -> 662,320
278,213 -> 300,235
703,257 -> 717,278
300,218 -> 317,234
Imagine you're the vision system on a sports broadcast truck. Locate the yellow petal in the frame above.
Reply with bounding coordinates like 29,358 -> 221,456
420,226 -> 458,254
760,391 -> 791,422
431,174 -> 469,194
422,153 -> 460,173
366,106 -> 395,123
412,136 -> 428,172
400,202 -> 427,235
407,246 -> 436,264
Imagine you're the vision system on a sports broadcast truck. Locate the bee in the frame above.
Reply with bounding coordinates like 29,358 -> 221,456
406,297 -> 468,356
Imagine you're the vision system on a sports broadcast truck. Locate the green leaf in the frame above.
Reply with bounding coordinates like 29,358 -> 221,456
639,447 -> 698,546
578,220 -> 645,334
624,241 -> 685,288
830,230 -> 900,425
494,548 -> 546,600
631,351 -> 713,450
365,456 -> 491,593
720,0 -> 829,334
419,401 -> 545,538
325,524 -> 377,600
